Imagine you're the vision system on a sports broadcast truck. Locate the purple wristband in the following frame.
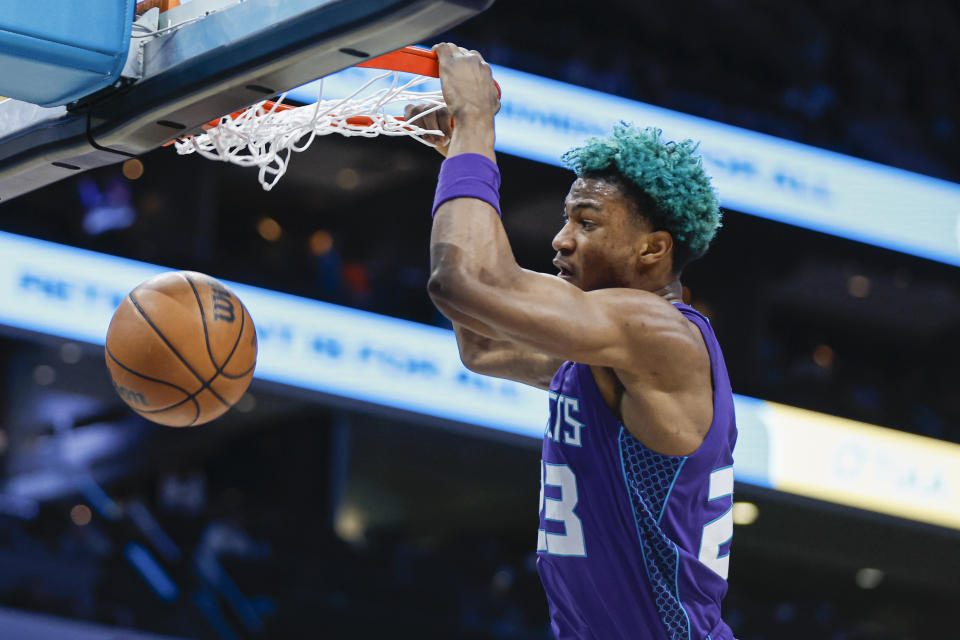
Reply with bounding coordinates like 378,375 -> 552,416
431,153 -> 502,218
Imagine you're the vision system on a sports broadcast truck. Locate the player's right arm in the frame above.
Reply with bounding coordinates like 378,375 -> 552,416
405,102 -> 561,389
454,321 -> 562,390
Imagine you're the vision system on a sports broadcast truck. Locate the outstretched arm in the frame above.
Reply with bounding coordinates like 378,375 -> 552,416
426,44 -> 702,380
407,87 -> 562,389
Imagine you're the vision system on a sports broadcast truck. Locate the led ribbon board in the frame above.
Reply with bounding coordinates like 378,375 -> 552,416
2,230 -> 959,530
291,65 -> 960,267
0,231 -> 543,437
732,396 -> 960,529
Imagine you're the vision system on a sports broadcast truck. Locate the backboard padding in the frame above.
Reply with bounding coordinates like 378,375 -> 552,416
0,0 -> 494,202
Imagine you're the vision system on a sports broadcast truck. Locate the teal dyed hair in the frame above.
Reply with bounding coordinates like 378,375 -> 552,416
561,123 -> 721,272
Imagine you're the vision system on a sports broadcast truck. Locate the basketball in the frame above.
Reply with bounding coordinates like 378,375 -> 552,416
104,271 -> 257,427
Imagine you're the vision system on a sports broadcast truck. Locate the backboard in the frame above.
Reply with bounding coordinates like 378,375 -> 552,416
0,0 -> 494,202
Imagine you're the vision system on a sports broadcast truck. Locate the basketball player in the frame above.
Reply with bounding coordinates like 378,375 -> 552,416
415,43 -> 737,640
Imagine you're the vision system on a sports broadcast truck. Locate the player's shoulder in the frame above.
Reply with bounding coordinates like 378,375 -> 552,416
595,290 -> 709,384
587,287 -> 701,345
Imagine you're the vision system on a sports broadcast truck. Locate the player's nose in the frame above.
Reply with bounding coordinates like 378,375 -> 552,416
552,225 -> 575,254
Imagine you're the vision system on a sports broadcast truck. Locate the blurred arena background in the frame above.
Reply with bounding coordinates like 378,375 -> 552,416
1,0 -> 959,638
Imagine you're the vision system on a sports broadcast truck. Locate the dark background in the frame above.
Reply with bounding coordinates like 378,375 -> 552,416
0,0 -> 958,638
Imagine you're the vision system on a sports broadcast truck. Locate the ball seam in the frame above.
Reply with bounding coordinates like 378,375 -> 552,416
183,273 -> 253,391
106,345 -> 201,424
127,292 -> 231,409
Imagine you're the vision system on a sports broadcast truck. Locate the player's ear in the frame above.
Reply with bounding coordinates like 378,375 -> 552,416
638,230 -> 673,266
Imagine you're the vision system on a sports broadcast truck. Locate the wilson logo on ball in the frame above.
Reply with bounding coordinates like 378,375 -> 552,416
211,286 -> 235,322
113,382 -> 149,407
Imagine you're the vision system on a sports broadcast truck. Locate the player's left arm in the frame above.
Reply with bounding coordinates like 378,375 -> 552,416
430,253 -> 699,374
428,44 -> 702,376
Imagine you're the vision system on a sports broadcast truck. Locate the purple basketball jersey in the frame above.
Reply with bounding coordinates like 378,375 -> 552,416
536,302 -> 737,640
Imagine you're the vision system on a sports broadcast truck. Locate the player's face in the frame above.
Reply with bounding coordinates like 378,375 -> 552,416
553,178 -> 646,291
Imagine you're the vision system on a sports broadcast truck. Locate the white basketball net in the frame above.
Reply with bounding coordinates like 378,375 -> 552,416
174,69 -> 445,190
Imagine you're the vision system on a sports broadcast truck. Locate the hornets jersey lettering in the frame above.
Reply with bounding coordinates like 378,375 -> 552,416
536,302 -> 738,640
